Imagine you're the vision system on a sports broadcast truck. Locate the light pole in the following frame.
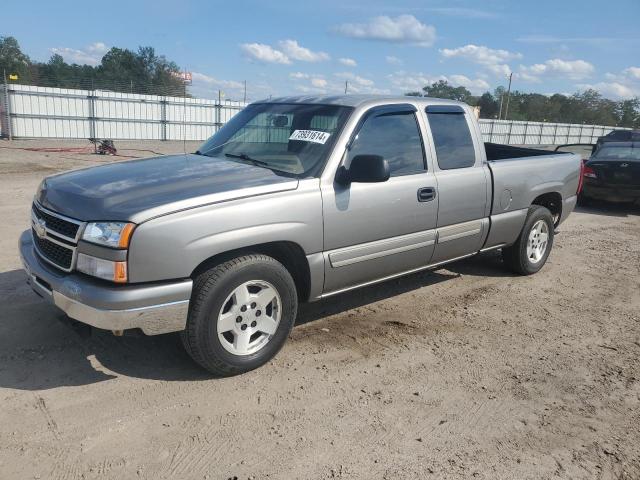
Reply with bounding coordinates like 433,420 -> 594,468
504,72 -> 513,120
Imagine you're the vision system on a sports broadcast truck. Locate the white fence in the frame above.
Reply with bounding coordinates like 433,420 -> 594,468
0,83 -> 623,144
479,119 -> 619,145
0,84 -> 245,141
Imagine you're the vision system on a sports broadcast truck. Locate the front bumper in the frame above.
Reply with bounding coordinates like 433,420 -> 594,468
19,230 -> 192,335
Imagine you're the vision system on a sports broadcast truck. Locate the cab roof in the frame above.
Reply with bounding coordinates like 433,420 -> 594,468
254,94 -> 468,109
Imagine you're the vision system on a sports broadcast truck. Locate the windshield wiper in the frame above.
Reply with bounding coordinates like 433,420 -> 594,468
224,153 -> 270,167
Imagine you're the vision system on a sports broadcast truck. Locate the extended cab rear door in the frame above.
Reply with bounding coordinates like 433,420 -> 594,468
423,105 -> 491,263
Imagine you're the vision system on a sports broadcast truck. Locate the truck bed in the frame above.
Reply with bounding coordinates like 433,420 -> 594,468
485,142 -> 563,161
485,143 -> 581,218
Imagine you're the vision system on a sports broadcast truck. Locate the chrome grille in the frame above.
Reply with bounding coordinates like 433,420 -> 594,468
32,202 -> 82,241
31,202 -> 84,272
32,229 -> 74,270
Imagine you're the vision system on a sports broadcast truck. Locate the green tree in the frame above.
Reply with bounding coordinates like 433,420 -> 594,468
0,36 -> 32,81
95,46 -> 184,95
477,92 -> 499,118
617,98 -> 640,128
422,80 -> 473,102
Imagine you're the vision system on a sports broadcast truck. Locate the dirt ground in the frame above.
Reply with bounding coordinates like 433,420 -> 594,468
0,139 -> 639,480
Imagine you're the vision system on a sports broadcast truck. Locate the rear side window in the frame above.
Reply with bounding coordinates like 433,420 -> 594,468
427,111 -> 476,170
348,111 -> 425,176
609,131 -> 631,140
594,146 -> 640,160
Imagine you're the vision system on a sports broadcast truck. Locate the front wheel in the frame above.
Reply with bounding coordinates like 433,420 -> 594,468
502,206 -> 554,275
181,254 -> 298,376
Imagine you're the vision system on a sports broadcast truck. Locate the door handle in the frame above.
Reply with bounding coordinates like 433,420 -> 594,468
417,187 -> 436,202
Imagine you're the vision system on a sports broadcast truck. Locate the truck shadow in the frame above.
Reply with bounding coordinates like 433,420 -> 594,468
0,253 -> 512,390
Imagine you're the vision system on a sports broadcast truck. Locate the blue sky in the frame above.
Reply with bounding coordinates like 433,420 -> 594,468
4,0 -> 640,101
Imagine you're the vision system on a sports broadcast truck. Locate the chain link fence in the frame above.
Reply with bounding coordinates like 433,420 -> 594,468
0,81 -> 624,144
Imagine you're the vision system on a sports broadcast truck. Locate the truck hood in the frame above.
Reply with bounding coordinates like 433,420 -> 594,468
36,153 -> 299,223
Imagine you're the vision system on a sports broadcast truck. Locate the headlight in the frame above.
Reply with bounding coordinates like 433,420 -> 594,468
77,253 -> 128,283
82,222 -> 135,248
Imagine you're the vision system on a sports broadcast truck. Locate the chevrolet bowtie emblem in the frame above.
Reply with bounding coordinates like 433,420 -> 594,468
34,218 -> 47,239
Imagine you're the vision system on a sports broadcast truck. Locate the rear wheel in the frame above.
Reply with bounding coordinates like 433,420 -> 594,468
181,254 -> 298,376
502,206 -> 554,275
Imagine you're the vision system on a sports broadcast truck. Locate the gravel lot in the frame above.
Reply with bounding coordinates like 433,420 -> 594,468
1,140 -> 639,480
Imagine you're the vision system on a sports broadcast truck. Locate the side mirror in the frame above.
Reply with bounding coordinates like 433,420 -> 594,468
336,154 -> 390,185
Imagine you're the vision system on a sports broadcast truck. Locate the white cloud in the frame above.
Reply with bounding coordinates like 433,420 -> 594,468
240,40 -> 329,65
577,82 -> 639,100
385,55 -> 403,65
623,67 -> 640,80
440,44 -> 521,78
448,75 -> 491,92
338,57 -> 357,67
586,67 -> 640,99
486,64 -> 512,77
278,40 -> 330,62
440,44 -> 521,66
240,43 -> 291,64
289,73 -> 331,93
388,71 -> 490,95
190,72 -> 246,100
87,42 -> 107,54
334,15 -> 436,47
334,72 -> 374,87
191,72 -> 243,90
311,78 -> 328,88
519,58 -> 595,81
49,42 -> 108,66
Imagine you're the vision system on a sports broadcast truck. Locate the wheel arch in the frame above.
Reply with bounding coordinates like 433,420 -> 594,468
531,191 -> 562,226
190,241 -> 312,303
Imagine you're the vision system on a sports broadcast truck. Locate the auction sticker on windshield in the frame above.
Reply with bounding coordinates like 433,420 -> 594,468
289,130 -> 331,144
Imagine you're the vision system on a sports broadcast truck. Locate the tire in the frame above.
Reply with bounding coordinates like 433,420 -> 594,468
181,254 -> 298,376
502,206 -> 554,275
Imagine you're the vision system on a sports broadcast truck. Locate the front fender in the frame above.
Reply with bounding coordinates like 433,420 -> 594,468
127,180 -> 323,283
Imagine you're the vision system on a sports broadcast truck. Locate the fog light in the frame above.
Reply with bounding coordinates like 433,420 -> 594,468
77,253 -> 128,283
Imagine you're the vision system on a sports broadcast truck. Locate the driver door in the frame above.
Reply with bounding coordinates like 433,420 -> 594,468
321,104 -> 439,294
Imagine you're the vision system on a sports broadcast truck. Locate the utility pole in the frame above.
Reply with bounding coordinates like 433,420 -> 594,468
504,72 -> 513,120
2,69 -> 12,140
344,80 -> 348,94
498,91 -> 504,120
243,80 -> 247,103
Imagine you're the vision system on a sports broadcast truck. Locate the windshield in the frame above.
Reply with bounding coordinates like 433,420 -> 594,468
197,103 -> 353,177
593,146 -> 640,161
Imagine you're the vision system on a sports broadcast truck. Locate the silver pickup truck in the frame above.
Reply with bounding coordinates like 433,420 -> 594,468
19,95 -> 581,375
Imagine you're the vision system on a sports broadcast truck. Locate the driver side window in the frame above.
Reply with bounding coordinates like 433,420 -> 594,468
347,111 -> 426,176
